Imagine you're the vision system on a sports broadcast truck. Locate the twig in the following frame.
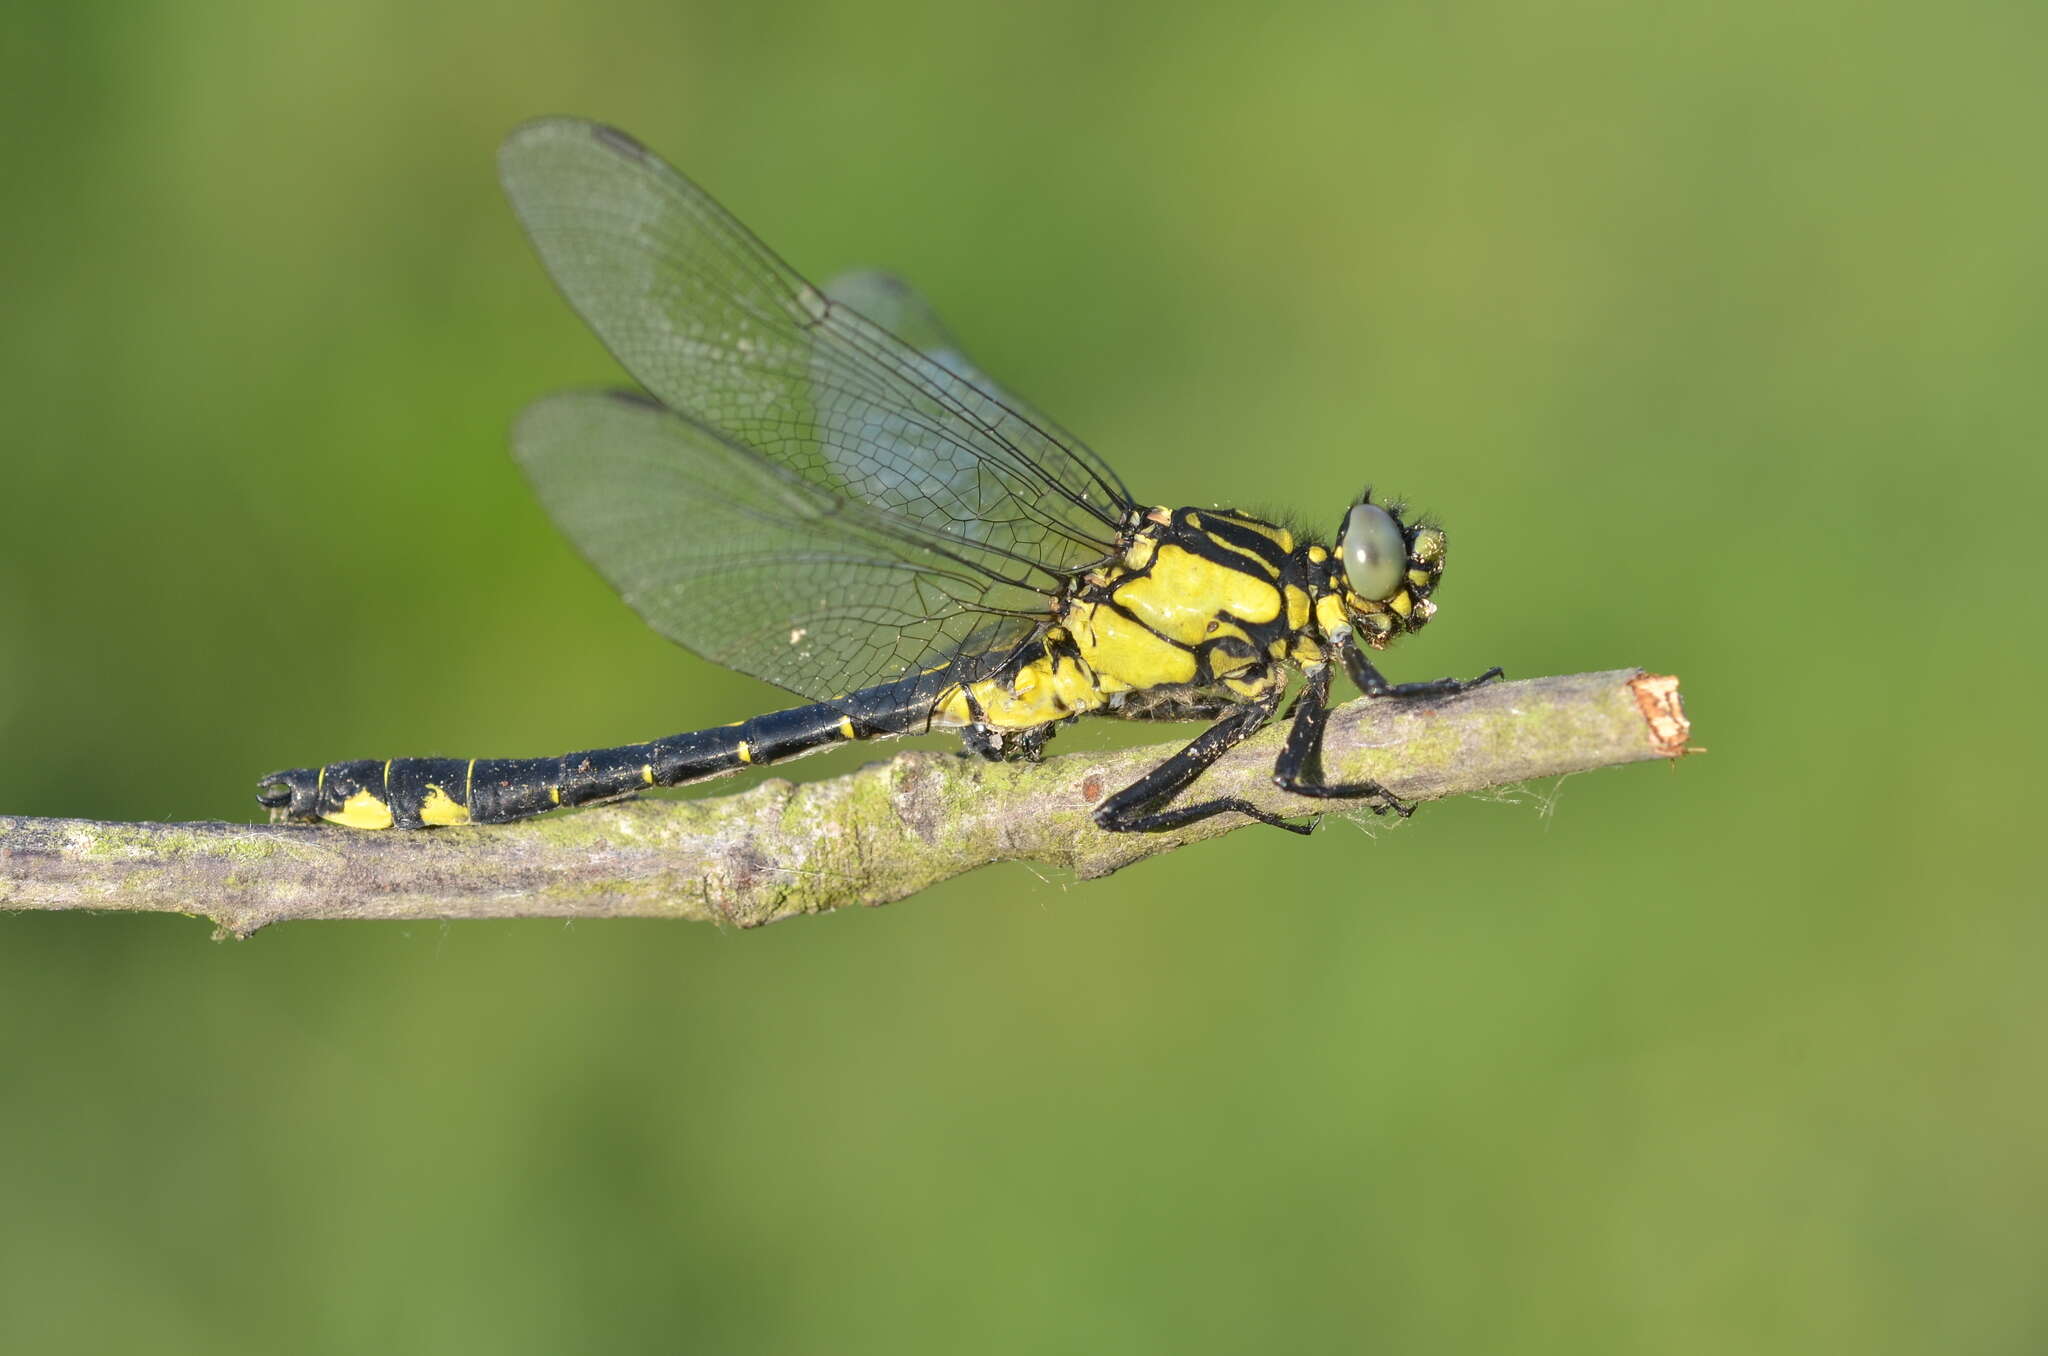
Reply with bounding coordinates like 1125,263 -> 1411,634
0,669 -> 1690,937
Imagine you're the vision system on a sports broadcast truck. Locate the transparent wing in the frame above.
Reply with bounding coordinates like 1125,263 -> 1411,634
498,117 -> 1136,586
819,269 -> 1086,453
514,391 -> 1050,702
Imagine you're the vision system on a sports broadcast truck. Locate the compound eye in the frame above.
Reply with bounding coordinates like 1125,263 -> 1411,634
1342,503 -> 1407,601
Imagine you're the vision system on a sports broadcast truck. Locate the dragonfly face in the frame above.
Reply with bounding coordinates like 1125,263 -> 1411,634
258,118 -> 1500,834
1325,497 -> 1448,652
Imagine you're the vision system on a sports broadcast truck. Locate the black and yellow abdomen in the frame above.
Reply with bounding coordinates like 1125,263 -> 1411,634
260,674 -> 942,828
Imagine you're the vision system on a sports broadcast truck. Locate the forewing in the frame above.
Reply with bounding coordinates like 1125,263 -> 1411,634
513,391 -> 1049,702
498,117 -> 1134,582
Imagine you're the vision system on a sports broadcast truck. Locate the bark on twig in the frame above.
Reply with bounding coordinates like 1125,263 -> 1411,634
0,668 -> 1690,937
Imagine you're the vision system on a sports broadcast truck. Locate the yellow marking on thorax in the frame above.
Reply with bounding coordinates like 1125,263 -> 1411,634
327,789 -> 395,830
1284,583 -> 1311,632
932,650 -> 1109,729
837,717 -> 856,739
549,785 -> 562,805
642,764 -> 655,785
1113,544 -> 1282,644
418,787 -> 471,827
1315,592 -> 1350,638
1207,637 -> 1260,682
1067,599 -> 1199,692
737,740 -> 753,764
1224,669 -> 1286,700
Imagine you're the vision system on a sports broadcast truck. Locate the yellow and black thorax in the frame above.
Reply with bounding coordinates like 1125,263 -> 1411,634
1065,505 -> 1317,693
927,500 -> 1449,737
922,506 -> 1300,734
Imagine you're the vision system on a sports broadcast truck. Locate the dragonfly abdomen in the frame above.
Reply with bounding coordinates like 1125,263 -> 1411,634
257,688 -> 935,829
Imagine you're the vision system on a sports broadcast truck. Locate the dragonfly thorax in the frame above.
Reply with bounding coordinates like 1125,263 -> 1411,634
1059,506 -> 1311,698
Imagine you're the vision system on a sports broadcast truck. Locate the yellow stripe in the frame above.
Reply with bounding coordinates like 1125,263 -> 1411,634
1284,583 -> 1311,631
737,740 -> 753,764
465,758 -> 476,804
1201,530 -> 1280,577
642,764 -> 655,786
838,717 -> 856,739
549,785 -> 561,805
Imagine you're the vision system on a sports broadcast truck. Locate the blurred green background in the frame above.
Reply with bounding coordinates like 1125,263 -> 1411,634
3,1 -> 2043,1351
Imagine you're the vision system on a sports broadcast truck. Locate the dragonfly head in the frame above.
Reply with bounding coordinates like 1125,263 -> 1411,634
1331,495 -> 1445,651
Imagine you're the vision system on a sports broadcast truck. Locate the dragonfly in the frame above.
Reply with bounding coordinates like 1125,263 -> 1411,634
258,117 -> 1500,834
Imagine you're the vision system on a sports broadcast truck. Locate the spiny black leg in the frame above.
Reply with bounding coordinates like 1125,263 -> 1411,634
959,690 -> 1064,763
1346,648 -> 1504,700
958,724 -> 1004,761
1094,697 -> 1310,835
1103,794 -> 1311,835
956,687 -> 1006,761
1271,664 -> 1411,817
1009,719 -> 1064,763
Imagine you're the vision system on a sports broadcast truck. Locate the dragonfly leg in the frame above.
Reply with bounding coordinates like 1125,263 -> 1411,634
958,726 -> 1003,761
1345,647 -> 1504,700
955,687 -> 1065,764
1270,664 -> 1410,816
1093,692 -> 1311,835
1007,718 -> 1072,763
954,687 -> 1008,762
